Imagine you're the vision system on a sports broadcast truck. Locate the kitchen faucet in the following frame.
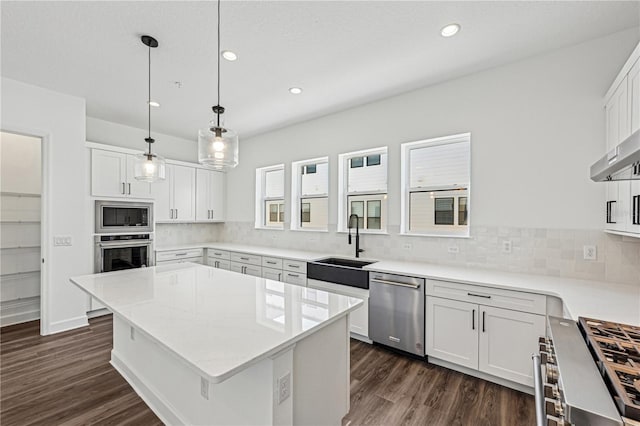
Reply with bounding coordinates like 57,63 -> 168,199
348,214 -> 365,258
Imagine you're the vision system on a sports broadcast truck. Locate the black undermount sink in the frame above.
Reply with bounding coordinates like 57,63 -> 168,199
307,257 -> 378,290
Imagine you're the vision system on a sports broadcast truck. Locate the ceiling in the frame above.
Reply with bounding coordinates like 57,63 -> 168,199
2,1 -> 639,141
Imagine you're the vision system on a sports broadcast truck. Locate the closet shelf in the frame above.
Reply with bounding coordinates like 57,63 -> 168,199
0,270 -> 41,278
0,192 -> 41,198
0,245 -> 41,250
0,221 -> 40,224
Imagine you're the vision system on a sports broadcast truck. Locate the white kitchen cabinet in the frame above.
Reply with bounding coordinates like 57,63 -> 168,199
207,258 -> 230,270
262,267 -> 283,282
91,150 -> 153,199
478,306 -> 545,387
629,59 -> 640,134
156,248 -> 204,265
152,164 -> 196,222
307,278 -> 369,340
230,261 -> 262,277
283,271 -> 307,287
195,169 -> 225,222
425,296 -> 478,370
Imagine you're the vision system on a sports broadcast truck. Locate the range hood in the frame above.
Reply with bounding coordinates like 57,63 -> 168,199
590,129 -> 640,182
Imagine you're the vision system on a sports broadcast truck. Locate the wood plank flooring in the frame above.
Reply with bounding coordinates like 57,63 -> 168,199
1,315 -> 535,425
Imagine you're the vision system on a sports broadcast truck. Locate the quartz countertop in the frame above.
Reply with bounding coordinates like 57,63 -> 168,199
365,261 -> 640,324
155,242 -> 326,262
70,263 -> 362,383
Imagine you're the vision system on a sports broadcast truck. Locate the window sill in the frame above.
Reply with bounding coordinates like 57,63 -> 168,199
336,230 -> 390,236
255,226 -> 284,231
289,228 -> 329,233
399,232 -> 471,239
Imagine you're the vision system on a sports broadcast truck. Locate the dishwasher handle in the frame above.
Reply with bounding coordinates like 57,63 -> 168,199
370,278 -> 420,289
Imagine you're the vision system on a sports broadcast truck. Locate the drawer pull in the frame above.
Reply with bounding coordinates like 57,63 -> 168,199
175,253 -> 188,257
214,252 -> 222,256
371,278 -> 420,289
288,264 -> 300,268
240,257 -> 250,261
266,261 -> 277,265
468,292 -> 491,299
287,273 -> 299,278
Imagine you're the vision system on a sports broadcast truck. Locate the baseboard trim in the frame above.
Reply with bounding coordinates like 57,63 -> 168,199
111,350 -> 184,426
428,357 -> 533,395
87,308 -> 111,319
0,297 -> 40,327
46,314 -> 89,335
350,333 -> 372,344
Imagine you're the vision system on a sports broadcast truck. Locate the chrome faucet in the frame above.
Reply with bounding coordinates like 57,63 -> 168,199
348,214 -> 364,258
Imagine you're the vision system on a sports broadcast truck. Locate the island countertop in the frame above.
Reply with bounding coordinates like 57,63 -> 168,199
70,263 -> 362,384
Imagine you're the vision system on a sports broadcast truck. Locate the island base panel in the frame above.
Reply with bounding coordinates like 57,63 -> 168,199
110,315 -> 350,425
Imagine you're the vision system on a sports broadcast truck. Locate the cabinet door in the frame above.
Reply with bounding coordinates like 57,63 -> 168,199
307,279 -> 369,338
151,164 -> 172,222
91,150 -> 127,197
244,265 -> 263,277
195,168 -> 211,222
478,306 -> 545,387
229,261 -> 244,274
425,296 -> 478,370
630,59 -> 640,134
262,267 -> 283,282
283,272 -> 307,287
629,180 -> 640,234
125,155 -> 153,199
210,171 -> 225,221
172,165 -> 196,221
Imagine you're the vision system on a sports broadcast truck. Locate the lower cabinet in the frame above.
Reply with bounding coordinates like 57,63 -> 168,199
307,278 -> 369,340
426,295 -> 545,387
156,248 -> 204,266
262,267 -> 283,282
230,261 -> 262,277
207,258 -> 230,270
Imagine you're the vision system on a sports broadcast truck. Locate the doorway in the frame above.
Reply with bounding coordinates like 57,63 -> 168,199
0,131 -> 43,326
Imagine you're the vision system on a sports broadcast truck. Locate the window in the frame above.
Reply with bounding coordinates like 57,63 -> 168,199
338,147 -> 388,232
255,164 -> 285,229
401,133 -> 470,237
291,157 -> 328,231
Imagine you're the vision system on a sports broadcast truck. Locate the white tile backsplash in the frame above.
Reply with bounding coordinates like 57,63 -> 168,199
155,223 -> 222,247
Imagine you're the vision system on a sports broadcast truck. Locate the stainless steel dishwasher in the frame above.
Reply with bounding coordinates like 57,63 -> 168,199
369,272 -> 425,356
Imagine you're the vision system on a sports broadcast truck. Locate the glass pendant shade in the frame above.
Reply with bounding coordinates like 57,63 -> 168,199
198,124 -> 239,170
134,153 -> 166,182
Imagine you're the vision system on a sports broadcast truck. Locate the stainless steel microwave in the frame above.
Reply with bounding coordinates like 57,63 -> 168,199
95,200 -> 153,234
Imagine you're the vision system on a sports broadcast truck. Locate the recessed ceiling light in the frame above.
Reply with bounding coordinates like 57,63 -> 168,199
440,23 -> 461,37
148,101 -> 160,107
289,87 -> 303,95
221,50 -> 237,61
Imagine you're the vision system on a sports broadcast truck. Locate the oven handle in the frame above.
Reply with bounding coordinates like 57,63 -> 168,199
97,242 -> 152,248
532,354 -> 546,426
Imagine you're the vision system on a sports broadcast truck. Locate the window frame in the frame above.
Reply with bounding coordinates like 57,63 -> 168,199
255,163 -> 285,230
338,146 -> 388,234
290,156 -> 329,232
400,133 -> 471,238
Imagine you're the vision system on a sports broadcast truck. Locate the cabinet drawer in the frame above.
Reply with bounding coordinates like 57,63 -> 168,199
230,261 -> 262,277
230,252 -> 262,266
263,267 -> 283,282
207,249 -> 230,260
157,258 -> 202,265
156,248 -> 203,262
425,279 -> 546,315
207,258 -> 230,270
283,272 -> 307,287
262,257 -> 283,269
283,259 -> 307,274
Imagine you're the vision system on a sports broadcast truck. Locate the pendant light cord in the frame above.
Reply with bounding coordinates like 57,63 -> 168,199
148,42 -> 152,155
216,0 -> 221,128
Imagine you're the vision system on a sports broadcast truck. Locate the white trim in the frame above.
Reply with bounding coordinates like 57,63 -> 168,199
604,40 -> 640,102
255,164 -> 285,229
47,314 -> 89,335
290,156 -> 329,232
400,133 -> 471,237
0,297 -> 40,327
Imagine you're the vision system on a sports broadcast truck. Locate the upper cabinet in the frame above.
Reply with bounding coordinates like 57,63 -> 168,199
603,43 -> 640,237
91,150 -> 152,199
196,169 -> 225,222
89,143 -> 225,224
152,164 -> 196,222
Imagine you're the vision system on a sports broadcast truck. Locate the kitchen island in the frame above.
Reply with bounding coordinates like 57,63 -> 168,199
70,263 -> 362,426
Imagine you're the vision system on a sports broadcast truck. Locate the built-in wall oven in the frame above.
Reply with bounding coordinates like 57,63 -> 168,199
95,234 -> 153,273
95,200 -> 153,234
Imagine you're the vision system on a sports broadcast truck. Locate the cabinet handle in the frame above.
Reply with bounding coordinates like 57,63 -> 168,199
240,257 -> 250,261
288,264 -> 300,269
128,183 -> 131,194
633,195 -> 640,225
175,253 -> 188,257
242,266 -> 246,274
482,311 -> 486,333
266,261 -> 277,265
175,209 -> 178,219
215,261 -> 219,268
472,309 -> 475,330
122,182 -> 126,194
606,201 -> 617,224
287,273 -> 299,278
170,209 -> 174,219
468,292 -> 491,299
214,252 -> 222,256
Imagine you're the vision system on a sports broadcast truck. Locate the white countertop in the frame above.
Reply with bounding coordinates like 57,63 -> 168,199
365,261 -> 640,325
156,242 -> 326,262
70,263 -> 362,383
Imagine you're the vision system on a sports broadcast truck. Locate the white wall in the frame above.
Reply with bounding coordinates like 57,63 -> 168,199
0,132 -> 41,194
86,116 -> 197,163
226,28 -> 640,231
1,77 -> 91,334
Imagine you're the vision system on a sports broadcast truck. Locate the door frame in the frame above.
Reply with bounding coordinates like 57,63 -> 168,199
1,126 -> 51,336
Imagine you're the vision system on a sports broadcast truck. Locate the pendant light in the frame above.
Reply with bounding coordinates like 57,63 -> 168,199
134,35 -> 166,182
198,0 -> 239,170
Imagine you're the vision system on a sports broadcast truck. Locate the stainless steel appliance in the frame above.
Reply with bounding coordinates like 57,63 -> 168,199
95,234 -> 153,273
591,129 -> 640,182
533,316 -> 629,426
369,272 -> 425,356
95,200 -> 153,234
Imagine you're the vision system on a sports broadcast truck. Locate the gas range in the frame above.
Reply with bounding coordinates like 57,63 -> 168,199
535,316 -> 640,426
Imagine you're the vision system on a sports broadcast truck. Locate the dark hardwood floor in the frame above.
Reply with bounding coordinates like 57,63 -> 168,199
1,315 -> 535,425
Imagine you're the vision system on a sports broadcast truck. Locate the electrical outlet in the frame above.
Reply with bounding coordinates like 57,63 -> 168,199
583,245 -> 597,261
278,372 -> 291,404
502,240 -> 512,254
200,377 -> 209,399
403,243 -> 412,250
448,246 -> 459,254
53,235 -> 72,246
